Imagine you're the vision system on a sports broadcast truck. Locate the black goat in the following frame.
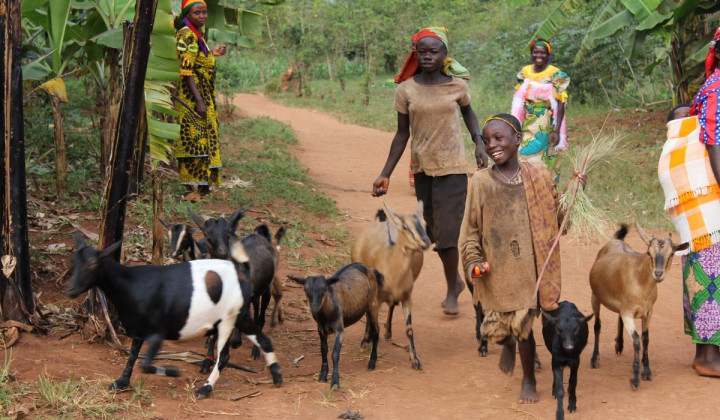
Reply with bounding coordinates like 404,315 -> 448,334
288,263 -> 382,390
189,206 -> 244,259
542,301 -> 593,420
67,235 -> 282,399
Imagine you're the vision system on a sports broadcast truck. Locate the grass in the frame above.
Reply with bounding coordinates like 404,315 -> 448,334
0,351 -> 149,419
267,73 -> 675,230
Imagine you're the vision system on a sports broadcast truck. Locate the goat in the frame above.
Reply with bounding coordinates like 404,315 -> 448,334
541,301 -> 593,420
189,206 -> 244,260
67,234 -> 282,399
189,208 -> 280,368
159,219 -> 207,261
589,223 -> 688,389
350,201 -> 430,370
288,263 -> 382,389
269,226 -> 287,328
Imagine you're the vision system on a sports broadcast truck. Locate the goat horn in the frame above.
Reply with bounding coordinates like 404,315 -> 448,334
188,208 -> 205,230
635,221 -> 651,245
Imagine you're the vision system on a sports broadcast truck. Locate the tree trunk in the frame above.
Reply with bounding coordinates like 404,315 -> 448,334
51,96 -> 67,198
100,49 -> 123,183
99,0 -> 158,256
151,170 -> 164,265
1,0 -> 33,321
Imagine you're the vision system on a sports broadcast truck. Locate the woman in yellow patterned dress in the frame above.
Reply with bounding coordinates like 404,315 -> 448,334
510,38 -> 569,182
175,0 -> 226,195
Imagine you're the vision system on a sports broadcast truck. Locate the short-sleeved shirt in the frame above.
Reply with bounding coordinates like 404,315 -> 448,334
394,77 -> 471,176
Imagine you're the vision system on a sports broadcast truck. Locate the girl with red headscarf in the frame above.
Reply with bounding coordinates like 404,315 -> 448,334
175,0 -> 227,198
372,27 -> 488,316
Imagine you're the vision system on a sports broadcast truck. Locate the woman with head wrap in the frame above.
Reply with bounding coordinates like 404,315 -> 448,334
175,0 -> 227,198
672,27 -> 720,377
372,27 -> 488,316
510,38 -> 569,182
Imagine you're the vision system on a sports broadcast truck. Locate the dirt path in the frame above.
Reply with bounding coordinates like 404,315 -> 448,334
230,93 -> 714,419
9,94 -> 713,419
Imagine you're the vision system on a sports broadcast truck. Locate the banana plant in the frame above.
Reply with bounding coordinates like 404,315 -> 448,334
529,0 -> 720,103
20,0 -> 81,198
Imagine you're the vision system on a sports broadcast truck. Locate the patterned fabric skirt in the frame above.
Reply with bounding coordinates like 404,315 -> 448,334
518,102 -> 561,182
683,242 -> 720,345
176,103 -> 222,188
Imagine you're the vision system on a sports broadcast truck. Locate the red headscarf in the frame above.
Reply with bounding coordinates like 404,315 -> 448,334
704,27 -> 720,78
394,29 -> 445,84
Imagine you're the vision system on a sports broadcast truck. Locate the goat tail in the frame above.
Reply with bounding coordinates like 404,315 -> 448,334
372,268 -> 384,288
375,209 -> 387,222
615,224 -> 629,241
274,226 -> 287,245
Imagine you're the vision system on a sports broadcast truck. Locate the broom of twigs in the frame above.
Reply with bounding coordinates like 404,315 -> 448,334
533,129 -> 623,298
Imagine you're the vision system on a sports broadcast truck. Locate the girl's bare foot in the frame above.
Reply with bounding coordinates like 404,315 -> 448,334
519,378 -> 538,403
499,338 -> 516,375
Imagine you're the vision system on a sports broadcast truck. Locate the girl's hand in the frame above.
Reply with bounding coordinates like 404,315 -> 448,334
466,264 -> 482,286
549,131 -> 560,148
213,45 -> 227,57
372,176 -> 390,197
475,143 -> 489,169
195,100 -> 207,119
576,171 -> 587,188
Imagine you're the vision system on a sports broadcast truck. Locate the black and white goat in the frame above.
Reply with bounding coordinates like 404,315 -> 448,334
67,235 -> 282,399
189,208 -> 283,368
288,263 -> 382,390
542,301 -> 593,420
160,219 -> 207,261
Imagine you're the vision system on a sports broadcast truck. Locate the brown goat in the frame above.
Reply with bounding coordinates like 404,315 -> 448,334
350,201 -> 431,370
589,222 -> 688,389
288,263 -> 383,389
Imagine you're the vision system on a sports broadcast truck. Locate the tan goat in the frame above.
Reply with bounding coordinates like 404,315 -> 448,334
589,222 -> 688,389
350,201 -> 430,370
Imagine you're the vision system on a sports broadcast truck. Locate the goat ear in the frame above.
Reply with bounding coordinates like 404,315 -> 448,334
578,314 -> 594,324
287,275 -> 306,285
540,308 -> 556,323
229,207 -> 245,232
73,233 -> 86,249
99,240 -> 122,260
635,221 -> 651,245
326,277 -> 341,285
674,242 -> 690,252
159,218 -> 172,229
275,226 -> 287,245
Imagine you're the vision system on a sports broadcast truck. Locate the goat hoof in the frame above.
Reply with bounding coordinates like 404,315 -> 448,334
630,378 -> 639,390
251,346 -> 261,360
331,382 -> 339,391
163,366 -> 180,377
568,403 -> 577,413
642,371 -> 652,381
195,385 -> 213,399
590,358 -> 599,369
412,359 -> 422,371
109,378 -> 130,391
270,363 -> 283,387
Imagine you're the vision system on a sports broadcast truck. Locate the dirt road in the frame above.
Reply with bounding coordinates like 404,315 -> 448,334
228,93 -> 714,419
11,93 -> 713,419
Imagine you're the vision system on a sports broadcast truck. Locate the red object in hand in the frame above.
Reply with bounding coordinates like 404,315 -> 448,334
473,262 -> 490,276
